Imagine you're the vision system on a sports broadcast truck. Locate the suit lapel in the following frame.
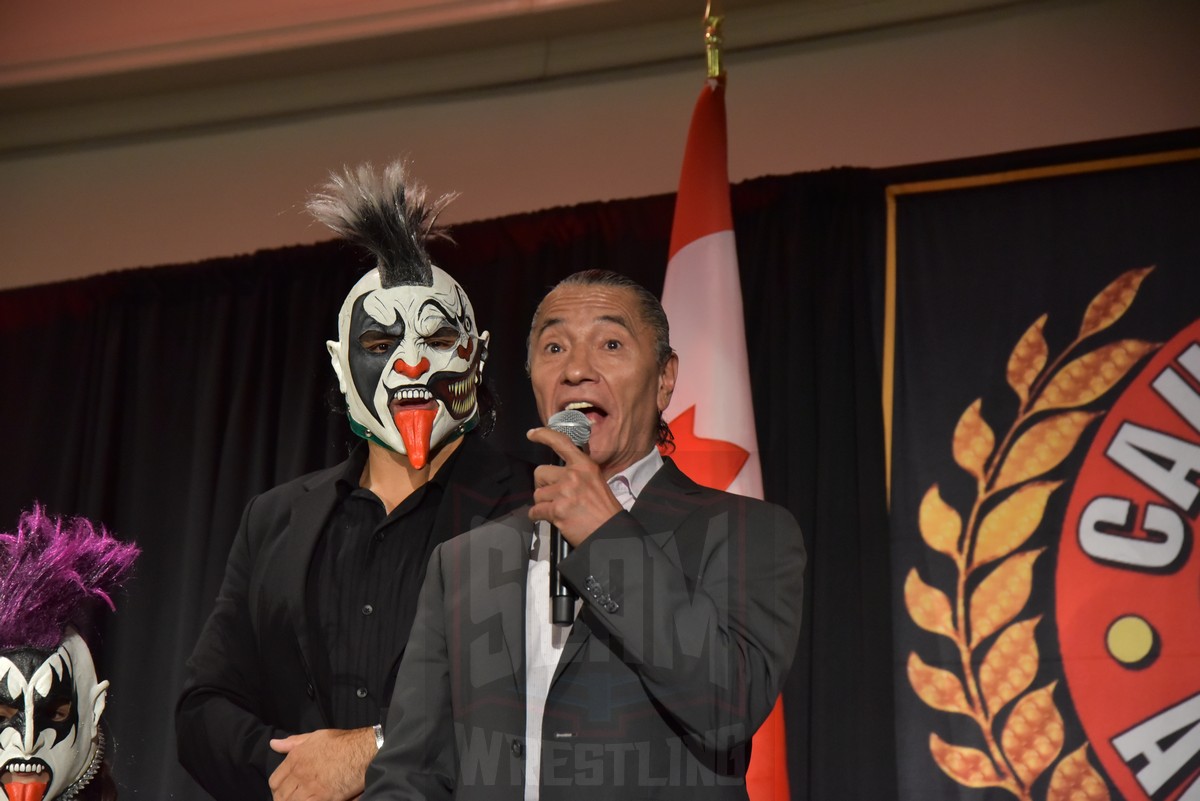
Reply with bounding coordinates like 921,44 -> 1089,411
390,437 -> 530,680
431,435 -> 519,548
552,609 -> 590,686
629,458 -> 706,550
550,458 -> 706,686
497,518 -> 532,685
281,468 -> 344,723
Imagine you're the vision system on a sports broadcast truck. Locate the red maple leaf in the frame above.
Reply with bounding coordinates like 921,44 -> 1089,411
662,405 -> 748,491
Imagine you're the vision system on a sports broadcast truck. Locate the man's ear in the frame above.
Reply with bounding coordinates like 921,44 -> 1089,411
90,679 -> 109,726
327,340 -> 347,394
657,351 -> 679,413
477,331 -> 491,379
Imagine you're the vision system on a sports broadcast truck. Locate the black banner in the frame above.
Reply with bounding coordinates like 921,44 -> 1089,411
889,151 -> 1200,801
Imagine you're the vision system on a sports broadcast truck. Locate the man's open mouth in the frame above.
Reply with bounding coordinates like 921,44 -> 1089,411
388,388 -> 437,417
391,356 -> 481,421
2,759 -> 52,801
562,401 -> 607,423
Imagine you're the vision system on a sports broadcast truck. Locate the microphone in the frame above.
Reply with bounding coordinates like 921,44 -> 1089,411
546,409 -> 592,626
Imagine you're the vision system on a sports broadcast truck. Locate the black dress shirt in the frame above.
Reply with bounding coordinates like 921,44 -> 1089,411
308,444 -> 459,728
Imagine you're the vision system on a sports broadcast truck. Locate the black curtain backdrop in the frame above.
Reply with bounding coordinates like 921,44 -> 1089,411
0,165 -> 885,799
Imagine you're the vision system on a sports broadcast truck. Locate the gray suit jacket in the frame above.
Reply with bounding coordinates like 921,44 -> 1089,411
364,458 -> 806,801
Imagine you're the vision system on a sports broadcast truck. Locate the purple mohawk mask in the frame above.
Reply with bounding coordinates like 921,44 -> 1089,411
0,504 -> 140,651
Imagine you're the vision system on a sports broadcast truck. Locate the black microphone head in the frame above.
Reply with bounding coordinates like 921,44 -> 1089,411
547,409 -> 592,448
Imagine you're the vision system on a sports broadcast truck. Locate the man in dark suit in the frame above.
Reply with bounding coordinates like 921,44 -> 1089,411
364,269 -> 805,800
175,162 -> 532,801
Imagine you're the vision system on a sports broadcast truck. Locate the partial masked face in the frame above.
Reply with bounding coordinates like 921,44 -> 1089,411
328,266 -> 489,469
0,630 -> 107,801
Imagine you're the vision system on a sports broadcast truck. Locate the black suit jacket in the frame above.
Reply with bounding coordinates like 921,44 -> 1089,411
176,436 -> 533,800
364,458 -> 805,801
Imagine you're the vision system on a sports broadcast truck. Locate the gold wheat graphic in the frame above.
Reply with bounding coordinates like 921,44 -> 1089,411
905,266 -> 1160,800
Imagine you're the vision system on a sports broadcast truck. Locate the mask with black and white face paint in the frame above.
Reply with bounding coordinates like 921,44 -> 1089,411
0,629 -> 106,801
327,265 -> 488,469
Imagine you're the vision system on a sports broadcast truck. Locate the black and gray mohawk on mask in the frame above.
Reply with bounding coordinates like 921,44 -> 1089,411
306,160 -> 458,288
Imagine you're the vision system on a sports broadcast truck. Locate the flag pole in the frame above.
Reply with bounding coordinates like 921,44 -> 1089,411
679,6 -> 790,801
703,1 -> 725,81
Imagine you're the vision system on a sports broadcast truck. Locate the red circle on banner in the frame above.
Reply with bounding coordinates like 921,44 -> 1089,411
1057,317 -> 1200,801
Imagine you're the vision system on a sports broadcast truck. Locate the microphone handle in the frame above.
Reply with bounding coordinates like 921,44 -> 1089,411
549,525 -> 577,625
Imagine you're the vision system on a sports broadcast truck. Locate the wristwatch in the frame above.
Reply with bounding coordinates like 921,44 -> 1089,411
373,723 -> 384,750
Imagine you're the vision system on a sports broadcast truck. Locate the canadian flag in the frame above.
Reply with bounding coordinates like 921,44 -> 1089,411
660,78 -> 790,800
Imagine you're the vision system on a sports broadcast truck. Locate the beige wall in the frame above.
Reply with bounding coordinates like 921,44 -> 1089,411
1,0 -> 1198,290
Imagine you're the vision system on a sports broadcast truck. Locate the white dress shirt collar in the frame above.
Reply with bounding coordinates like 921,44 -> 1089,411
605,447 -> 663,510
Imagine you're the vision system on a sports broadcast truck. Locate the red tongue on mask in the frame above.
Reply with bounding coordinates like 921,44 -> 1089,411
393,408 -> 437,469
4,782 -> 48,801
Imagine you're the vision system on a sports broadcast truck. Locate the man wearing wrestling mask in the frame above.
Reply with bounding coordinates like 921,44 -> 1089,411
176,161 -> 533,801
0,504 -> 139,801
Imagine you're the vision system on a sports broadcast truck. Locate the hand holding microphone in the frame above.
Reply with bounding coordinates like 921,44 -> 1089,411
528,410 -> 621,625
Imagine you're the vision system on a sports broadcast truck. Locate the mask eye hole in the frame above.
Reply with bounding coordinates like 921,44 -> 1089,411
358,331 -> 399,354
50,702 -> 71,723
0,704 -> 17,725
421,326 -> 461,351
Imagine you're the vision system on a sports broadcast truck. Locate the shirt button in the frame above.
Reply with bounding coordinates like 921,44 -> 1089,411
374,531 -> 385,542
362,603 -> 374,616
511,740 -> 524,758
356,687 -> 368,699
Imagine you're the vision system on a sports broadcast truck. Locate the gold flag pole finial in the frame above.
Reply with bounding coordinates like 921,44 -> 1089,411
703,1 -> 724,80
